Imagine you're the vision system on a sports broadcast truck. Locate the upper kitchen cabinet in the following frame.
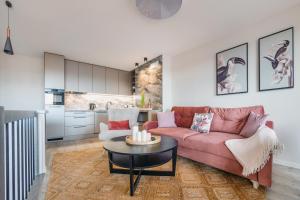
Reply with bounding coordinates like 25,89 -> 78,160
65,60 -> 79,92
105,68 -> 119,94
78,62 -> 93,93
44,52 -> 65,89
93,65 -> 106,93
118,70 -> 132,95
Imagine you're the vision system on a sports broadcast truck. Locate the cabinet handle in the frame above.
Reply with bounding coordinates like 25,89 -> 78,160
73,117 -> 87,119
73,126 -> 86,128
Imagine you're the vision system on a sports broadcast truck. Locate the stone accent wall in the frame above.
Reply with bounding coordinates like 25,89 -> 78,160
135,56 -> 162,110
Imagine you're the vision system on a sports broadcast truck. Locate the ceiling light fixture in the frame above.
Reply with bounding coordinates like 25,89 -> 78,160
3,0 -> 14,55
136,0 -> 182,20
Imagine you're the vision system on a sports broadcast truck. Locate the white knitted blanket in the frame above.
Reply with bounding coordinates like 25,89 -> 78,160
225,126 -> 283,176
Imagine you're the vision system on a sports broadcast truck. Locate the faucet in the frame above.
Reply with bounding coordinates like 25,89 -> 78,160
105,101 -> 113,110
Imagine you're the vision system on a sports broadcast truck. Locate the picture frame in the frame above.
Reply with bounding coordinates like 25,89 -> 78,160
259,27 -> 294,91
216,43 -> 248,95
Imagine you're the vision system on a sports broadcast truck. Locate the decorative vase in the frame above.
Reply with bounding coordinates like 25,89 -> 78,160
140,90 -> 145,108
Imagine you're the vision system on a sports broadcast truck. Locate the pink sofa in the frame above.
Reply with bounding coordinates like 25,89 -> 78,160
144,106 -> 273,187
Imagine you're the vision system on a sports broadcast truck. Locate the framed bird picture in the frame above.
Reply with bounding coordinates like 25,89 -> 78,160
259,27 -> 294,91
216,43 -> 248,95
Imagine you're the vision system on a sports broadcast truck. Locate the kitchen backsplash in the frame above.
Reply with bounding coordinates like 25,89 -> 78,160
65,93 -> 135,110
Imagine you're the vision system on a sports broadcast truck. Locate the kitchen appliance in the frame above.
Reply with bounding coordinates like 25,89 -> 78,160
45,89 -> 65,141
89,103 -> 96,111
45,89 -> 64,105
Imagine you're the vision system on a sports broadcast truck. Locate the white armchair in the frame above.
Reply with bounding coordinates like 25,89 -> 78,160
98,108 -> 140,141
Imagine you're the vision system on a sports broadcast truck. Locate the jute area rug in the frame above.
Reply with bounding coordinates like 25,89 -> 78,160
46,147 -> 265,200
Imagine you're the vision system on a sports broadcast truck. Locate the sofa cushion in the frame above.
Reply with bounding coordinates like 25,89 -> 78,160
210,106 -> 265,134
190,113 -> 214,133
157,111 -> 177,128
171,106 -> 210,128
183,131 -> 245,160
240,112 -> 269,137
148,127 -> 198,146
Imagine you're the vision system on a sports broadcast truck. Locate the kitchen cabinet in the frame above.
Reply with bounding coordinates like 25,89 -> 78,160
106,68 -> 119,94
79,63 -> 93,93
65,60 -> 79,92
64,59 -> 132,95
65,125 -> 95,136
44,53 -> 65,89
118,70 -> 132,95
93,65 -> 106,93
65,111 -> 95,137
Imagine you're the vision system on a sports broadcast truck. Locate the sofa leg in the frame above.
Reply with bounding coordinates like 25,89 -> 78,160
251,180 -> 259,189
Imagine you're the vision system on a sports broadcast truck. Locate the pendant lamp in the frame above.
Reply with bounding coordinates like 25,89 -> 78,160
4,1 -> 13,55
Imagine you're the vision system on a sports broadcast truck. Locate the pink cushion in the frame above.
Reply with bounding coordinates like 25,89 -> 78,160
171,106 -> 210,128
240,112 -> 268,137
183,131 -> 244,160
210,106 -> 265,134
157,112 -> 177,128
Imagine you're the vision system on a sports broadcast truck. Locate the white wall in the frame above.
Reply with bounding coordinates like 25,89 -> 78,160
0,53 -> 44,110
162,55 -> 173,111
170,6 -> 300,168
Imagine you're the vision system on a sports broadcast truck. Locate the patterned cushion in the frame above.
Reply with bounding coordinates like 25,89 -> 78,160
190,113 -> 214,133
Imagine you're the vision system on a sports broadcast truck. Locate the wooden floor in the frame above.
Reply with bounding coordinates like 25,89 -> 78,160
30,137 -> 300,200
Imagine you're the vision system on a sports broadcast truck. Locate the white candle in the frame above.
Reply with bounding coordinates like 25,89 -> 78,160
137,131 -> 142,142
142,130 -> 147,135
133,125 -> 139,134
147,132 -> 151,142
142,132 -> 147,142
132,132 -> 137,141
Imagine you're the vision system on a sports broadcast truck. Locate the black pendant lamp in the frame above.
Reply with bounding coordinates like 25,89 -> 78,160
4,1 -> 14,55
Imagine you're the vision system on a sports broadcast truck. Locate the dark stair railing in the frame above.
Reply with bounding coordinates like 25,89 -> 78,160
0,106 -> 40,200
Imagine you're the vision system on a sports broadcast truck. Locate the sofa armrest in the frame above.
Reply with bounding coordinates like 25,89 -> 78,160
143,121 -> 158,130
266,121 -> 274,129
258,155 -> 273,187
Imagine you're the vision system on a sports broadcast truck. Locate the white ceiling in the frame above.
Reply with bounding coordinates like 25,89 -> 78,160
1,0 -> 300,70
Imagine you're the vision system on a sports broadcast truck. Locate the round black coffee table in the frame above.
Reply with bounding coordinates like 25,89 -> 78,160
103,135 -> 178,196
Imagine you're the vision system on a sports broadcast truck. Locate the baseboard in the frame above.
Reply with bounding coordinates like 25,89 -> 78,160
274,159 -> 300,170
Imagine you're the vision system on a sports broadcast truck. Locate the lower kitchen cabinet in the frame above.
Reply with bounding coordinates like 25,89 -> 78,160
65,125 -> 95,136
65,111 -> 95,137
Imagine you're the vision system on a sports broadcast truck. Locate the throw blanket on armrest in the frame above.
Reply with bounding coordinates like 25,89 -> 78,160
225,126 -> 283,176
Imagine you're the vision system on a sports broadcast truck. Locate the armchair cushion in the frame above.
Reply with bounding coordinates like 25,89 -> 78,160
108,120 -> 130,130
98,108 -> 139,141
108,108 -> 139,129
